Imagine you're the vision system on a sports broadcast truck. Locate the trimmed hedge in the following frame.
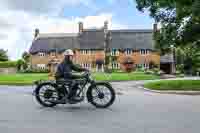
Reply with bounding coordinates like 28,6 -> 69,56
0,61 -> 17,68
144,80 -> 200,91
19,69 -> 49,73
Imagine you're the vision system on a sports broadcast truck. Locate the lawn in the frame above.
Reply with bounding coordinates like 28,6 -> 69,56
93,72 -> 159,81
0,73 -> 48,85
0,72 -> 159,85
144,80 -> 200,91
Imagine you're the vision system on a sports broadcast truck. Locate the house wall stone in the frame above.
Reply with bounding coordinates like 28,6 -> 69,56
30,50 -> 160,71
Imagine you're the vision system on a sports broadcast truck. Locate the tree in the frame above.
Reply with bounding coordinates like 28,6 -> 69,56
22,51 -> 30,70
16,59 -> 25,71
22,52 -> 30,62
135,0 -> 200,52
16,51 -> 30,71
0,49 -> 8,61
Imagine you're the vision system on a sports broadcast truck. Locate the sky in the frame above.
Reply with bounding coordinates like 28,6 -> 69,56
0,0 -> 154,60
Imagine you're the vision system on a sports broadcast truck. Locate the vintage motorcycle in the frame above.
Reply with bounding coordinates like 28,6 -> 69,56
34,71 -> 116,108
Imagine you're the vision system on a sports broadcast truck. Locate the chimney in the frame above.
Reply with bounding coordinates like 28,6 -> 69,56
104,21 -> 108,33
78,22 -> 83,34
34,28 -> 40,39
153,23 -> 158,33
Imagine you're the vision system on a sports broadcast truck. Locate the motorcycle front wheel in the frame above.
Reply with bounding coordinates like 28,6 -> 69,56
87,83 -> 116,108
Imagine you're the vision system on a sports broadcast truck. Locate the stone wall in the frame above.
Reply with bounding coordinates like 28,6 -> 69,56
0,67 -> 17,74
30,50 -> 160,71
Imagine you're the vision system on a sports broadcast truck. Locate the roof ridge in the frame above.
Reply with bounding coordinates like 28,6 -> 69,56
110,29 -> 153,32
38,33 -> 78,38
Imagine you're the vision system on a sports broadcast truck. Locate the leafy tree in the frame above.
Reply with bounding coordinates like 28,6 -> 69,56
16,59 -> 25,71
17,51 -> 31,71
135,0 -> 200,51
22,52 -> 30,62
135,0 -> 200,74
0,49 -> 8,61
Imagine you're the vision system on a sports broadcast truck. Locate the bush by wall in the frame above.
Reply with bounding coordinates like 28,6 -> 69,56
19,68 -> 49,73
0,61 -> 17,68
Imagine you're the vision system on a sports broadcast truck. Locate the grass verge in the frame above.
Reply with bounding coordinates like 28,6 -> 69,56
0,72 -> 160,85
144,80 -> 200,91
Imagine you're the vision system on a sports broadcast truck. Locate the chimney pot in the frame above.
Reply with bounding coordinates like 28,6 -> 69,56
34,28 -> 39,39
104,21 -> 108,30
79,22 -> 83,33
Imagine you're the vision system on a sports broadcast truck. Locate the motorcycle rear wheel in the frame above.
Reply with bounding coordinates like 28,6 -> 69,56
35,83 -> 58,107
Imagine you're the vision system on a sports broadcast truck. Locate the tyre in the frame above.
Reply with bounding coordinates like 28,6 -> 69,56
35,83 -> 58,107
87,83 -> 116,108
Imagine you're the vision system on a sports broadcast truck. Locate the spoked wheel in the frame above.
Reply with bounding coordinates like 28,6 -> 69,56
87,83 -> 116,108
35,83 -> 59,107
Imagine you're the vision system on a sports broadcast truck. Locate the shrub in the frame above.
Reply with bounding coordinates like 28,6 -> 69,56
175,70 -> 182,75
152,68 -> 160,74
136,67 -> 145,72
145,70 -> 154,75
156,70 -> 165,76
176,64 -> 184,73
19,68 -> 49,73
149,61 -> 158,69
178,74 -> 185,78
152,68 -> 164,76
0,61 -> 17,68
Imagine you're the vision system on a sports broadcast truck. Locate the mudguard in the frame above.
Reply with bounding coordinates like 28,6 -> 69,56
33,80 -> 58,96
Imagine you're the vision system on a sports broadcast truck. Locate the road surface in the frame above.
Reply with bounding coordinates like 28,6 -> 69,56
0,81 -> 200,133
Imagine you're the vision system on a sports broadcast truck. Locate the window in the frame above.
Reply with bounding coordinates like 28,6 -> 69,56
125,49 -> 132,55
51,52 -> 56,57
38,52 -> 45,57
81,63 -> 91,69
91,50 -> 95,54
140,49 -> 150,55
141,64 -> 149,69
112,62 -> 120,69
80,49 -> 91,55
37,64 -> 46,69
111,49 -> 119,56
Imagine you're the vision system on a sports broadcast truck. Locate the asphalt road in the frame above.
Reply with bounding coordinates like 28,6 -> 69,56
0,81 -> 200,133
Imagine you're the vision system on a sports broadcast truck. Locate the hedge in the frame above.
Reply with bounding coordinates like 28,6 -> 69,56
0,61 -> 17,68
19,68 -> 49,73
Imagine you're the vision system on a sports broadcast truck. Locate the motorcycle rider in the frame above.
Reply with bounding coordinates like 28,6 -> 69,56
55,49 -> 88,102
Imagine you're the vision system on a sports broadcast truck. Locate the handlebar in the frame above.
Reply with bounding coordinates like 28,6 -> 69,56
82,70 -> 91,77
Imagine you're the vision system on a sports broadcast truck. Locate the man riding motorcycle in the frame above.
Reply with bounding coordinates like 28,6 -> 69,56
55,49 -> 88,103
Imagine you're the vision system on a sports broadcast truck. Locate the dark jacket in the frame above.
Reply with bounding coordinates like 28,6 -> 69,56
55,57 -> 86,79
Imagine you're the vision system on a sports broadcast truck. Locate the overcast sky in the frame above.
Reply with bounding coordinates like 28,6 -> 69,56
0,0 -> 153,60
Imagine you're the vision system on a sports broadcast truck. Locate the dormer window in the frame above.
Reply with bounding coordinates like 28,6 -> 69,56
111,49 -> 119,56
51,52 -> 56,57
125,48 -> 132,55
140,49 -> 150,55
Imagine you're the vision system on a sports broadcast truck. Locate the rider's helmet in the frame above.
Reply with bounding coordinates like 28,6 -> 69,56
64,49 -> 74,56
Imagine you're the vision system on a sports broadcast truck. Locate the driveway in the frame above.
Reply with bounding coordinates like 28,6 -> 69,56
0,80 -> 200,133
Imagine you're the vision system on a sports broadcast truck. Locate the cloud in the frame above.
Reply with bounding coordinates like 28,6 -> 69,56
0,0 -> 79,14
0,0 -> 129,60
0,10 -> 127,60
